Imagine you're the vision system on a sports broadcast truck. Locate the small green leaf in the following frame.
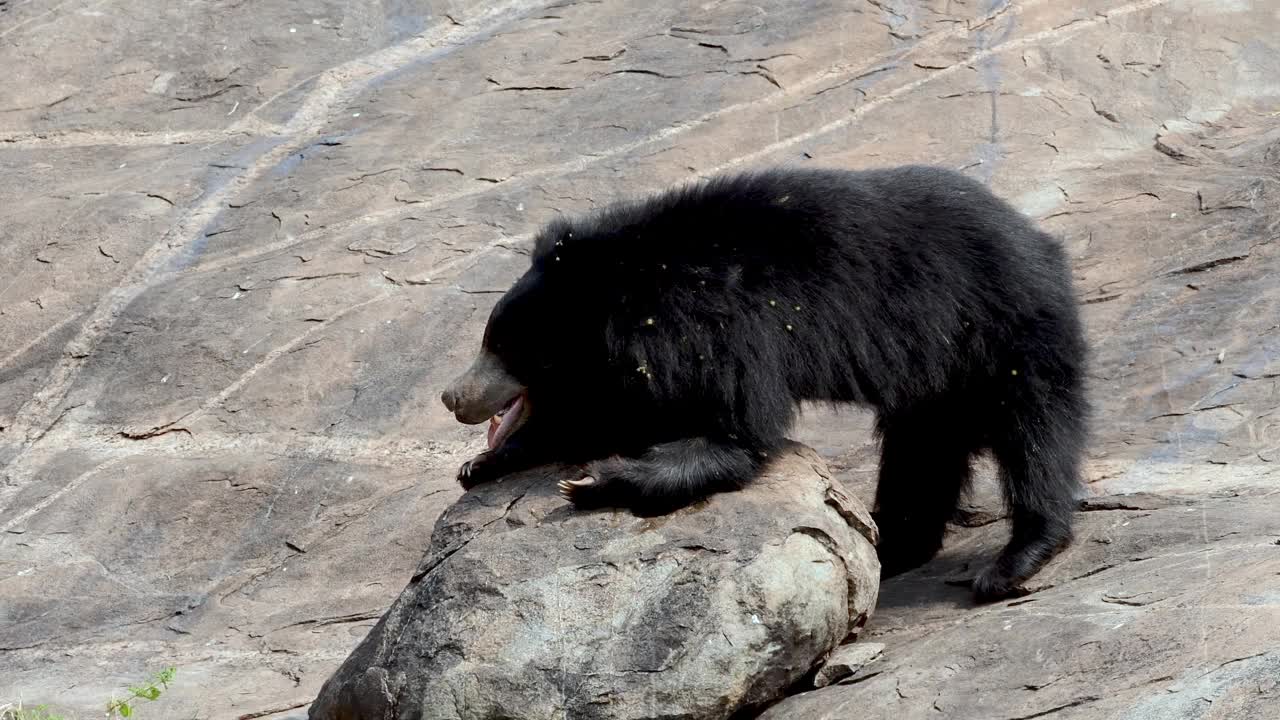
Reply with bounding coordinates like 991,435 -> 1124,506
119,703 -> 132,718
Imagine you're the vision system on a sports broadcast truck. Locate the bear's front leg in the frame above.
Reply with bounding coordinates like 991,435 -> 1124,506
457,450 -> 511,489
558,437 -> 768,514
457,427 -> 546,489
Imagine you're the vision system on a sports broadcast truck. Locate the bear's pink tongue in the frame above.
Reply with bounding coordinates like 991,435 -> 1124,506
487,415 -> 500,449
485,395 -> 525,450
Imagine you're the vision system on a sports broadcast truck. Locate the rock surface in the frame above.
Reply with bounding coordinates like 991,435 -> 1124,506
758,490 -> 1280,719
2,0 -> 1279,717
813,642 -> 885,689
308,446 -> 879,720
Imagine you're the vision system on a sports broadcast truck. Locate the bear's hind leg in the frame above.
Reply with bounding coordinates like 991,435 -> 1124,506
559,437 -> 766,515
873,407 -> 976,579
974,406 -> 1084,602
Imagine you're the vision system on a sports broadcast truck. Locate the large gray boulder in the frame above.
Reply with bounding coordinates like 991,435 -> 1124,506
309,444 -> 879,720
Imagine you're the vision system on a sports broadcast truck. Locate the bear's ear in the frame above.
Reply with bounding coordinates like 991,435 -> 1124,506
532,218 -> 572,263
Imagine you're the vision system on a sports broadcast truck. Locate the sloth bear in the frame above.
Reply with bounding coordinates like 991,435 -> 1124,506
440,165 -> 1088,601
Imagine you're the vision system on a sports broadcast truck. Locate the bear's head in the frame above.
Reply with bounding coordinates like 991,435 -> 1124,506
440,232 -> 603,450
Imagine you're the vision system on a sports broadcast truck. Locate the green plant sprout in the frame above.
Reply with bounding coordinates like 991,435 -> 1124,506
3,667 -> 177,720
104,667 -> 177,719
1,703 -> 67,720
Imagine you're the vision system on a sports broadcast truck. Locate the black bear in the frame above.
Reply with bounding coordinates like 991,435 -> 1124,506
440,165 -> 1088,601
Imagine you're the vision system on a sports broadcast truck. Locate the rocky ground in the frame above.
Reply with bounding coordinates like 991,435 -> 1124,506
1,0 -> 1278,718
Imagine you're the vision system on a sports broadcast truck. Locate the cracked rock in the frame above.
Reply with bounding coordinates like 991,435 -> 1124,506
347,235 -> 419,257
813,641 -> 885,688
309,444 -> 879,720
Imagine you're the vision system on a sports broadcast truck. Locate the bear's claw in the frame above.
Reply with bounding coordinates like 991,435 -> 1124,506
457,451 -> 500,490
558,477 -> 596,502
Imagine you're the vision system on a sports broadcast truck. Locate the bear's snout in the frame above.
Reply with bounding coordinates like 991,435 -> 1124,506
442,350 -> 526,425
440,386 -> 462,414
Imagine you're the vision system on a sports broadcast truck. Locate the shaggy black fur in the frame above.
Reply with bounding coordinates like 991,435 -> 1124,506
444,165 -> 1089,601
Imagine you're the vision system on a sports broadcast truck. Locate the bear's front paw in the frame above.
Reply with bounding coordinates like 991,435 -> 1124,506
457,451 -> 504,490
